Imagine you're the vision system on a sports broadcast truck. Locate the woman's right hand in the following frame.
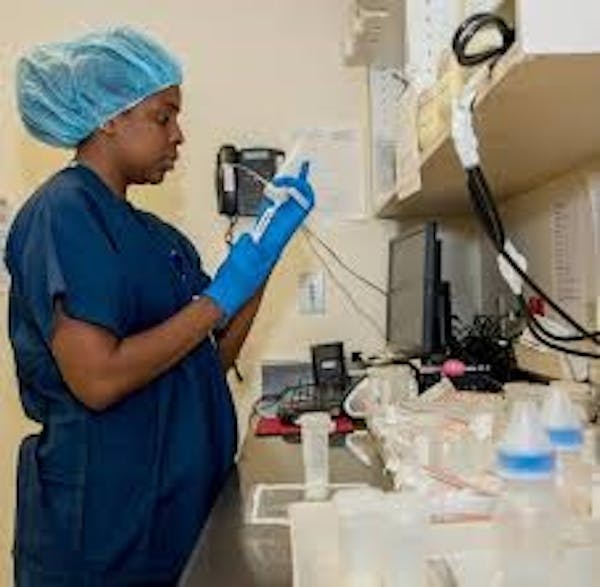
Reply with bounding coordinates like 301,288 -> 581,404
203,233 -> 272,321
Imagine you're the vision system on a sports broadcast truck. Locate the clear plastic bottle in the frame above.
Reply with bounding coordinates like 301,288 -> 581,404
381,492 -> 426,587
333,487 -> 384,587
494,401 -> 562,587
541,385 -> 589,518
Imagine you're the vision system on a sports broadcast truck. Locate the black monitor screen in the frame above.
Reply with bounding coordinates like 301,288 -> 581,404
386,223 -> 440,356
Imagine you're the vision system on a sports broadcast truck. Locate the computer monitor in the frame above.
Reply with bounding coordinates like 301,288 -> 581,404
386,222 -> 451,357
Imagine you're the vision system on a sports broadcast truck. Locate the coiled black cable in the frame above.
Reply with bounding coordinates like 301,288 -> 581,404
452,12 -> 515,68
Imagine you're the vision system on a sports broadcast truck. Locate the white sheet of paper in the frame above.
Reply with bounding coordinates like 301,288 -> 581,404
395,87 -> 422,201
291,127 -> 366,219
369,68 -> 406,197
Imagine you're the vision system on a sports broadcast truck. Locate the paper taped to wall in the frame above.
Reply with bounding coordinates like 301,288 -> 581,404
550,198 -> 586,324
369,68 -> 406,198
291,127 -> 365,219
586,172 -> 600,327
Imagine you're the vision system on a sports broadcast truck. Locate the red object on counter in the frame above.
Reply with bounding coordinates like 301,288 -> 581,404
441,359 -> 467,378
528,296 -> 545,316
255,415 -> 355,437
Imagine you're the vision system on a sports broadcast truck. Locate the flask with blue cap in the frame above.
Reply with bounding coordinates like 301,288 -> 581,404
541,385 -> 590,518
541,385 -> 584,453
494,400 -> 563,587
497,400 -> 556,480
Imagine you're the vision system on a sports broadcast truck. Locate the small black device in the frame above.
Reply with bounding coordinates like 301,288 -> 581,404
275,343 -> 360,422
311,342 -> 348,387
215,144 -> 285,216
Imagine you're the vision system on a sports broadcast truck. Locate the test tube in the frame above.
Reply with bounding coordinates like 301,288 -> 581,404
298,412 -> 331,500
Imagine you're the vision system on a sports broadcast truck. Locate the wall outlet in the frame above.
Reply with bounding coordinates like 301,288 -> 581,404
298,271 -> 325,315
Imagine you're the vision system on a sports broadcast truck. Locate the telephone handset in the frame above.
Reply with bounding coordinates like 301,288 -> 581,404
215,144 -> 285,217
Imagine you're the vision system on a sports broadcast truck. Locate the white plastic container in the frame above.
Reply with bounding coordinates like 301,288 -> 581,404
381,492 -> 427,587
541,385 -> 590,518
333,487 -> 384,587
298,412 -> 331,501
495,401 -> 562,587
541,385 -> 584,454
495,478 -> 562,587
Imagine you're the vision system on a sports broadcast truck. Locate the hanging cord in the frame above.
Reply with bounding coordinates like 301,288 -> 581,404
232,162 -> 388,299
465,165 -> 600,357
301,231 -> 387,344
221,213 -> 244,382
524,303 -> 600,360
467,166 -> 505,249
450,24 -> 600,357
452,15 -> 600,359
466,166 -> 598,340
301,225 -> 387,297
224,214 -> 238,247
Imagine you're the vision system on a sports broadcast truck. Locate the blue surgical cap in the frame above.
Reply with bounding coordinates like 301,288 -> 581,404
16,26 -> 183,148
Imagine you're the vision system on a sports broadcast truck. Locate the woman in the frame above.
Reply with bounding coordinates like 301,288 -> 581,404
7,26 -> 314,586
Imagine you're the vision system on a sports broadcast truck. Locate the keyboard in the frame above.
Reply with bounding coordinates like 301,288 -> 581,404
451,372 -> 504,393
277,377 -> 364,423
419,371 -> 503,394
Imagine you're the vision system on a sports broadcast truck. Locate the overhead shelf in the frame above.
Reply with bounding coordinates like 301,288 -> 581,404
377,46 -> 600,218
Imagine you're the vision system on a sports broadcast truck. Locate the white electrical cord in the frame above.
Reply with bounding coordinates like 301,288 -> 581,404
497,239 -> 527,296
451,82 -> 480,169
452,83 -> 528,295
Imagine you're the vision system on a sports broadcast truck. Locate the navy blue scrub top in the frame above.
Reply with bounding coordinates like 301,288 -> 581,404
5,163 -> 237,585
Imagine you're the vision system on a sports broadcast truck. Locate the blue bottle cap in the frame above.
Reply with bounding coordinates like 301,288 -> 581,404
497,449 -> 556,480
546,427 -> 584,451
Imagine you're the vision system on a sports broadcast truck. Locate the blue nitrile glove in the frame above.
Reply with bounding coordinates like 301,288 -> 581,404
203,233 -> 271,319
251,161 -> 315,265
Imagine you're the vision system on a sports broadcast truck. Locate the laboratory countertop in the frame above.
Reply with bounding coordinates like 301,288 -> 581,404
179,430 -> 386,587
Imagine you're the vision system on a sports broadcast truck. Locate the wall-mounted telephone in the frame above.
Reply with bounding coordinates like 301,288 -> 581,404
215,144 -> 285,216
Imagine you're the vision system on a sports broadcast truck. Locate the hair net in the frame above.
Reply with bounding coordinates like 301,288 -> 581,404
16,26 -> 183,148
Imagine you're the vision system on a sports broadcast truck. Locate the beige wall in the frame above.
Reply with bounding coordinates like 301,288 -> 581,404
0,1 -> 397,582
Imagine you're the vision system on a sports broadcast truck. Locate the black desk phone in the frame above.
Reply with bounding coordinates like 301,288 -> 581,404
215,144 -> 285,217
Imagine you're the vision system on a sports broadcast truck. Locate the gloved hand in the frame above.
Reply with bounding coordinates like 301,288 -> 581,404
203,233 -> 271,319
251,161 -> 315,266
